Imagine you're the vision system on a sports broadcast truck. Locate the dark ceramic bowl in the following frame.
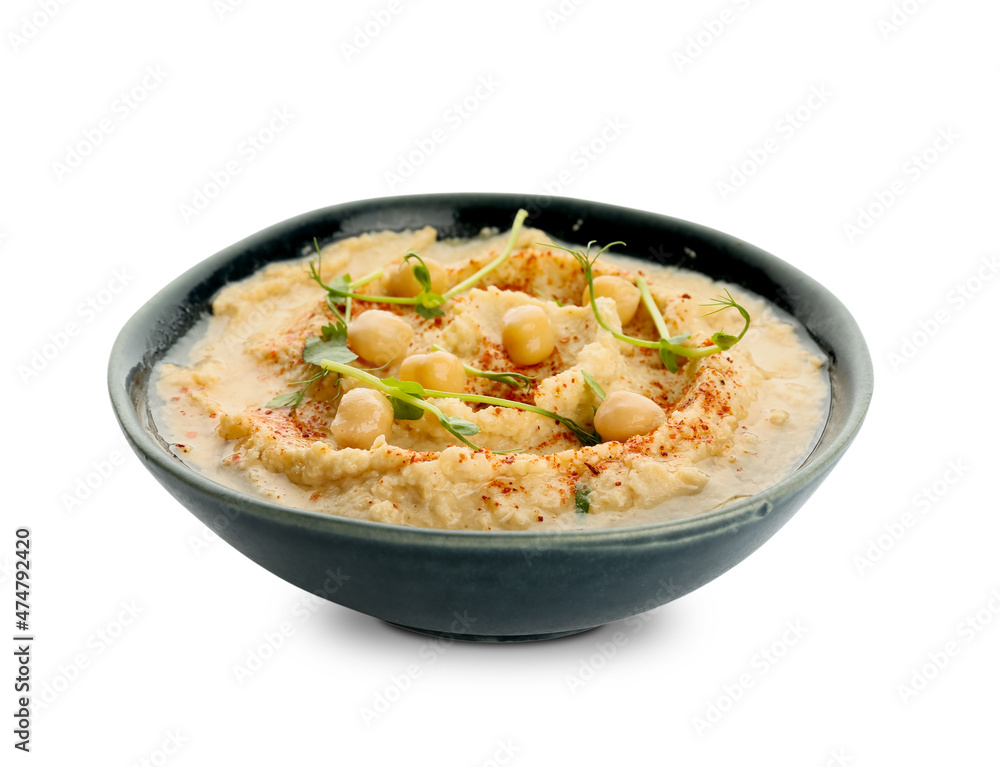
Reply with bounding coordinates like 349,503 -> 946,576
109,194 -> 873,641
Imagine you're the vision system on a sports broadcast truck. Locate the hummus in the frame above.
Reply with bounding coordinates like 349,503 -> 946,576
156,222 -> 829,530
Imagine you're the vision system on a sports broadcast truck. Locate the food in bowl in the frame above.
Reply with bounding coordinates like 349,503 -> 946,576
155,210 -> 829,531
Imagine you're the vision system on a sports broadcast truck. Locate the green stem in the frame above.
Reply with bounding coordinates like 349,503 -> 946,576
344,269 -> 385,325
674,331 -> 749,359
441,209 -> 528,300
584,273 -> 660,350
679,345 -> 724,359
318,362 -> 385,392
637,276 -> 672,340
612,276 -> 746,360
420,389 -> 598,445
340,269 -> 394,304
350,269 -> 383,289
334,292 -> 416,305
325,296 -> 347,325
558,240 -> 750,366
424,389 -> 534,412
431,344 -> 533,389
289,370 -> 327,387
319,359 -> 598,446
319,361 -> 480,448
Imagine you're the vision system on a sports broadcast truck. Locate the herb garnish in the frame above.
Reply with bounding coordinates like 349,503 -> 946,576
574,484 -> 592,514
318,360 -> 599,449
268,209 -> 531,410
266,321 -> 357,409
309,208 -> 529,315
303,321 -> 355,367
431,344 -> 534,390
545,240 -> 751,373
307,248 -> 383,325
403,253 -> 446,319
581,370 -> 606,401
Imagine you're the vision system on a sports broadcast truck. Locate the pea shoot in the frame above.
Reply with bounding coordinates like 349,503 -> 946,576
430,344 -> 534,390
581,369 -> 606,401
545,240 -> 751,373
307,249 -> 383,325
319,360 -> 600,450
310,208 -> 529,318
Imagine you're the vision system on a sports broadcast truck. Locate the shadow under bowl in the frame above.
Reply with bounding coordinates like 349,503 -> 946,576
109,194 -> 873,642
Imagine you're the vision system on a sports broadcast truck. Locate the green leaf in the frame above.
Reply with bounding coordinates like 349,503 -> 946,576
415,303 -> 445,319
658,346 -> 679,373
303,323 -> 357,367
266,390 -> 305,409
574,484 -> 592,514
390,397 -> 425,420
326,274 -> 351,296
581,370 -> 606,401
319,322 -> 341,342
711,331 -> 740,350
439,414 -> 480,436
404,253 -> 433,292
400,253 -> 448,319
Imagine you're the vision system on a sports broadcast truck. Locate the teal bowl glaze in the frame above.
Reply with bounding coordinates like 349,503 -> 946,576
108,194 -> 873,641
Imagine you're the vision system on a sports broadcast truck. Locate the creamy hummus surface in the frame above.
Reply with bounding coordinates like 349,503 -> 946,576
156,223 -> 829,530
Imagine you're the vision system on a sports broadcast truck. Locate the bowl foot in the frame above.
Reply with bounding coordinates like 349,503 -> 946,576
383,621 -> 598,643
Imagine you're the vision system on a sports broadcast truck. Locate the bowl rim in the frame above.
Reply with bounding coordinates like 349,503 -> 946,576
109,192 -> 873,547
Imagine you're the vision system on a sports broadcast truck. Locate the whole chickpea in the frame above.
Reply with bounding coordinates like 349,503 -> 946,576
501,305 -> 555,366
399,351 -> 467,393
386,257 -> 450,298
593,390 -> 666,442
347,310 -> 413,366
582,275 -> 641,325
331,388 -> 394,449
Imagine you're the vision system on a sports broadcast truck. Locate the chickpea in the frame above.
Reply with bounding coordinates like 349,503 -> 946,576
501,305 -> 555,366
331,388 -> 394,449
386,257 -> 450,298
347,310 -> 413,366
582,275 -> 641,325
593,390 -> 666,442
399,351 -> 467,393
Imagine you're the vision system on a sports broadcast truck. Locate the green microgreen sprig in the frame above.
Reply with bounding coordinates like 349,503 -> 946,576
403,253 -> 446,319
581,370 -> 606,401
544,240 -> 751,373
310,208 -> 529,318
307,246 -> 383,326
430,344 -> 534,390
319,359 -> 599,450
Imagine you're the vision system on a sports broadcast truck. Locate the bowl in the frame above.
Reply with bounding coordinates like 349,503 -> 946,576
108,193 -> 873,641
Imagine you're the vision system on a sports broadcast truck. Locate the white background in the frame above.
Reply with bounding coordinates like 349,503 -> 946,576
4,0 -> 999,764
